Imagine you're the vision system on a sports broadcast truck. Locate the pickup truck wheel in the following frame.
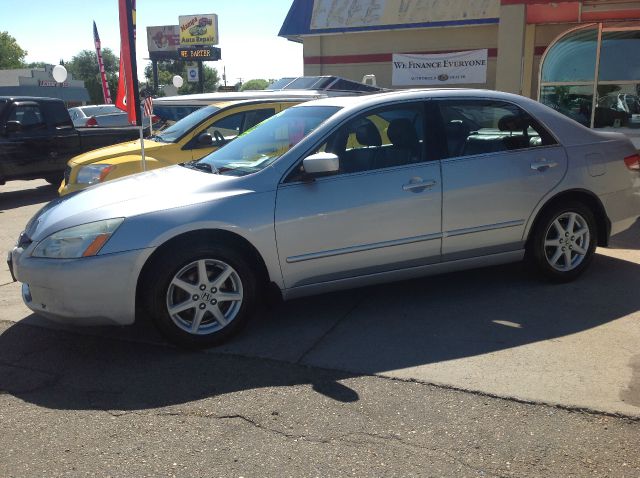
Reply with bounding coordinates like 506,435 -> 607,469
527,201 -> 597,282
44,175 -> 62,186
143,242 -> 257,348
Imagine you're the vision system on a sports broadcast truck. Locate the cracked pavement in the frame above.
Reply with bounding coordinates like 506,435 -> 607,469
1,320 -> 639,477
1,179 -> 640,476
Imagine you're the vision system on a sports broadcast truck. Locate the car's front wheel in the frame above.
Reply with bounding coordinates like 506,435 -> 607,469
143,242 -> 257,347
528,201 -> 598,282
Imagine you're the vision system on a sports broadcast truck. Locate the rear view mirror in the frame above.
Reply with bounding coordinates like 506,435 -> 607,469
197,132 -> 213,146
303,152 -> 339,175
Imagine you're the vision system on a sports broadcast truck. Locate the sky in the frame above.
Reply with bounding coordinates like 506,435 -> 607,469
0,0 -> 303,84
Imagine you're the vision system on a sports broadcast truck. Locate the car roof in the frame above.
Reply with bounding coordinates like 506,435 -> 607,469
291,88 -> 537,108
154,90 -> 327,106
0,96 -> 63,103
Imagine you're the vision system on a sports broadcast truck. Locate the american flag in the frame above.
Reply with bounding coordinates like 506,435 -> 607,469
143,96 -> 153,117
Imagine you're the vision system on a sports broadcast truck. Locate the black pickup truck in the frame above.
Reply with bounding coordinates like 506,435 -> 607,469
0,96 -> 141,185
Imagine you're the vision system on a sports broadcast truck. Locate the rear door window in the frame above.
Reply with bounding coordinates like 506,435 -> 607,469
8,104 -> 46,130
206,111 -> 244,140
437,100 -> 557,158
243,108 -> 276,131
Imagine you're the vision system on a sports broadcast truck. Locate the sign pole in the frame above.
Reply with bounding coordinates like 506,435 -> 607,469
198,60 -> 204,93
140,124 -> 147,171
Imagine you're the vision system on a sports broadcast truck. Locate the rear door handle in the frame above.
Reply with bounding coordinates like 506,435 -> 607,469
402,178 -> 437,192
530,159 -> 558,171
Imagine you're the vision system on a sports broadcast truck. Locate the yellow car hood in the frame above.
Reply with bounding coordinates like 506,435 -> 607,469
69,139 -> 166,166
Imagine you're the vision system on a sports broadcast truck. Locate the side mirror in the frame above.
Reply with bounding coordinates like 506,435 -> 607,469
197,132 -> 213,146
303,152 -> 339,175
5,121 -> 21,134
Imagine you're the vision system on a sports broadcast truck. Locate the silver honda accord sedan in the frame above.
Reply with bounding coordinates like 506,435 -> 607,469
8,89 -> 640,346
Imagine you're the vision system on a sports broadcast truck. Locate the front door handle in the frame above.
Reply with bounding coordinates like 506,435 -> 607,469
531,159 -> 558,172
402,178 -> 437,192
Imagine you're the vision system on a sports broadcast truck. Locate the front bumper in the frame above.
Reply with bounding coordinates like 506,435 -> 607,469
10,245 -> 154,326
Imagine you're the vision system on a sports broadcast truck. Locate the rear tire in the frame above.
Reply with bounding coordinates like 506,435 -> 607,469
44,175 -> 62,186
142,241 -> 258,348
527,201 -> 597,282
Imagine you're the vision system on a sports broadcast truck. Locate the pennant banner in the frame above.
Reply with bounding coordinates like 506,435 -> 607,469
117,0 -> 141,126
115,53 -> 127,111
93,21 -> 112,104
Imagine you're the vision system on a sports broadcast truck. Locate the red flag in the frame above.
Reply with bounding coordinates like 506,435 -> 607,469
93,21 -> 112,104
116,0 -> 141,126
115,52 -> 127,111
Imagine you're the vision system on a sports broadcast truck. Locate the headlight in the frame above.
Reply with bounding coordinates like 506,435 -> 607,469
75,164 -> 115,185
32,218 -> 125,259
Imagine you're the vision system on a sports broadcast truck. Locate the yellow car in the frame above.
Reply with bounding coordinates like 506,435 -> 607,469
59,99 -> 303,195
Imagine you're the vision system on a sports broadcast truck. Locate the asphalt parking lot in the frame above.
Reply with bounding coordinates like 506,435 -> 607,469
1,179 -> 639,476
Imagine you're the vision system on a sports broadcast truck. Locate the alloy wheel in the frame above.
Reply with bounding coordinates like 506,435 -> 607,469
165,259 -> 244,335
543,212 -> 591,272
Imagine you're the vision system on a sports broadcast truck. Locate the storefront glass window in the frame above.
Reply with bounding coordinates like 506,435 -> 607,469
539,24 -> 640,148
540,85 -> 593,127
541,28 -> 597,83
596,84 -> 640,126
599,31 -> 640,81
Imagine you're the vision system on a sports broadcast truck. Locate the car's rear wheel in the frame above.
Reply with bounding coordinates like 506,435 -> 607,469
143,242 -> 257,348
528,201 -> 597,282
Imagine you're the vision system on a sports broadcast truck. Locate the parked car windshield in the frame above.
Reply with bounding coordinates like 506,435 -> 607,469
195,105 -> 340,176
153,105 -> 221,143
81,105 -> 121,116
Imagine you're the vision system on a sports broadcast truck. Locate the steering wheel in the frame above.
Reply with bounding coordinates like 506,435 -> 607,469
213,130 -> 226,146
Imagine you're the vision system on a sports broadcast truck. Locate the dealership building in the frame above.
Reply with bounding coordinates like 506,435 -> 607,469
280,0 -> 640,145
0,65 -> 89,106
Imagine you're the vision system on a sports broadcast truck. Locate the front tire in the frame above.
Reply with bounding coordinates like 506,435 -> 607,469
527,201 -> 597,282
143,242 -> 257,348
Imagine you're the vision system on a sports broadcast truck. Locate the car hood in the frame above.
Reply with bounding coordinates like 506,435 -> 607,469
69,139 -> 166,166
25,165 -> 250,241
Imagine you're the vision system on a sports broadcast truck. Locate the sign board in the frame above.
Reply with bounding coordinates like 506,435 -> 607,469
39,80 -> 69,87
310,0 -> 500,30
147,25 -> 180,60
179,14 -> 219,46
178,47 -> 221,61
187,66 -> 199,83
392,49 -> 488,86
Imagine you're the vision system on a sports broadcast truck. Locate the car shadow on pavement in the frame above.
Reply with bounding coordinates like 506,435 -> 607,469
610,217 -> 640,250
1,252 -> 639,412
0,184 -> 58,211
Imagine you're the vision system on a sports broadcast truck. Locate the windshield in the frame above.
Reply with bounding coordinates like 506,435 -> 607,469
195,105 -> 340,176
0,99 -> 7,117
155,105 -> 221,143
81,105 -> 121,116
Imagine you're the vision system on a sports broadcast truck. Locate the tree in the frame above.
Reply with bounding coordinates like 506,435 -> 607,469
143,61 -> 220,95
25,61 -> 50,69
240,79 -> 269,91
65,49 -> 119,104
0,32 -> 27,68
